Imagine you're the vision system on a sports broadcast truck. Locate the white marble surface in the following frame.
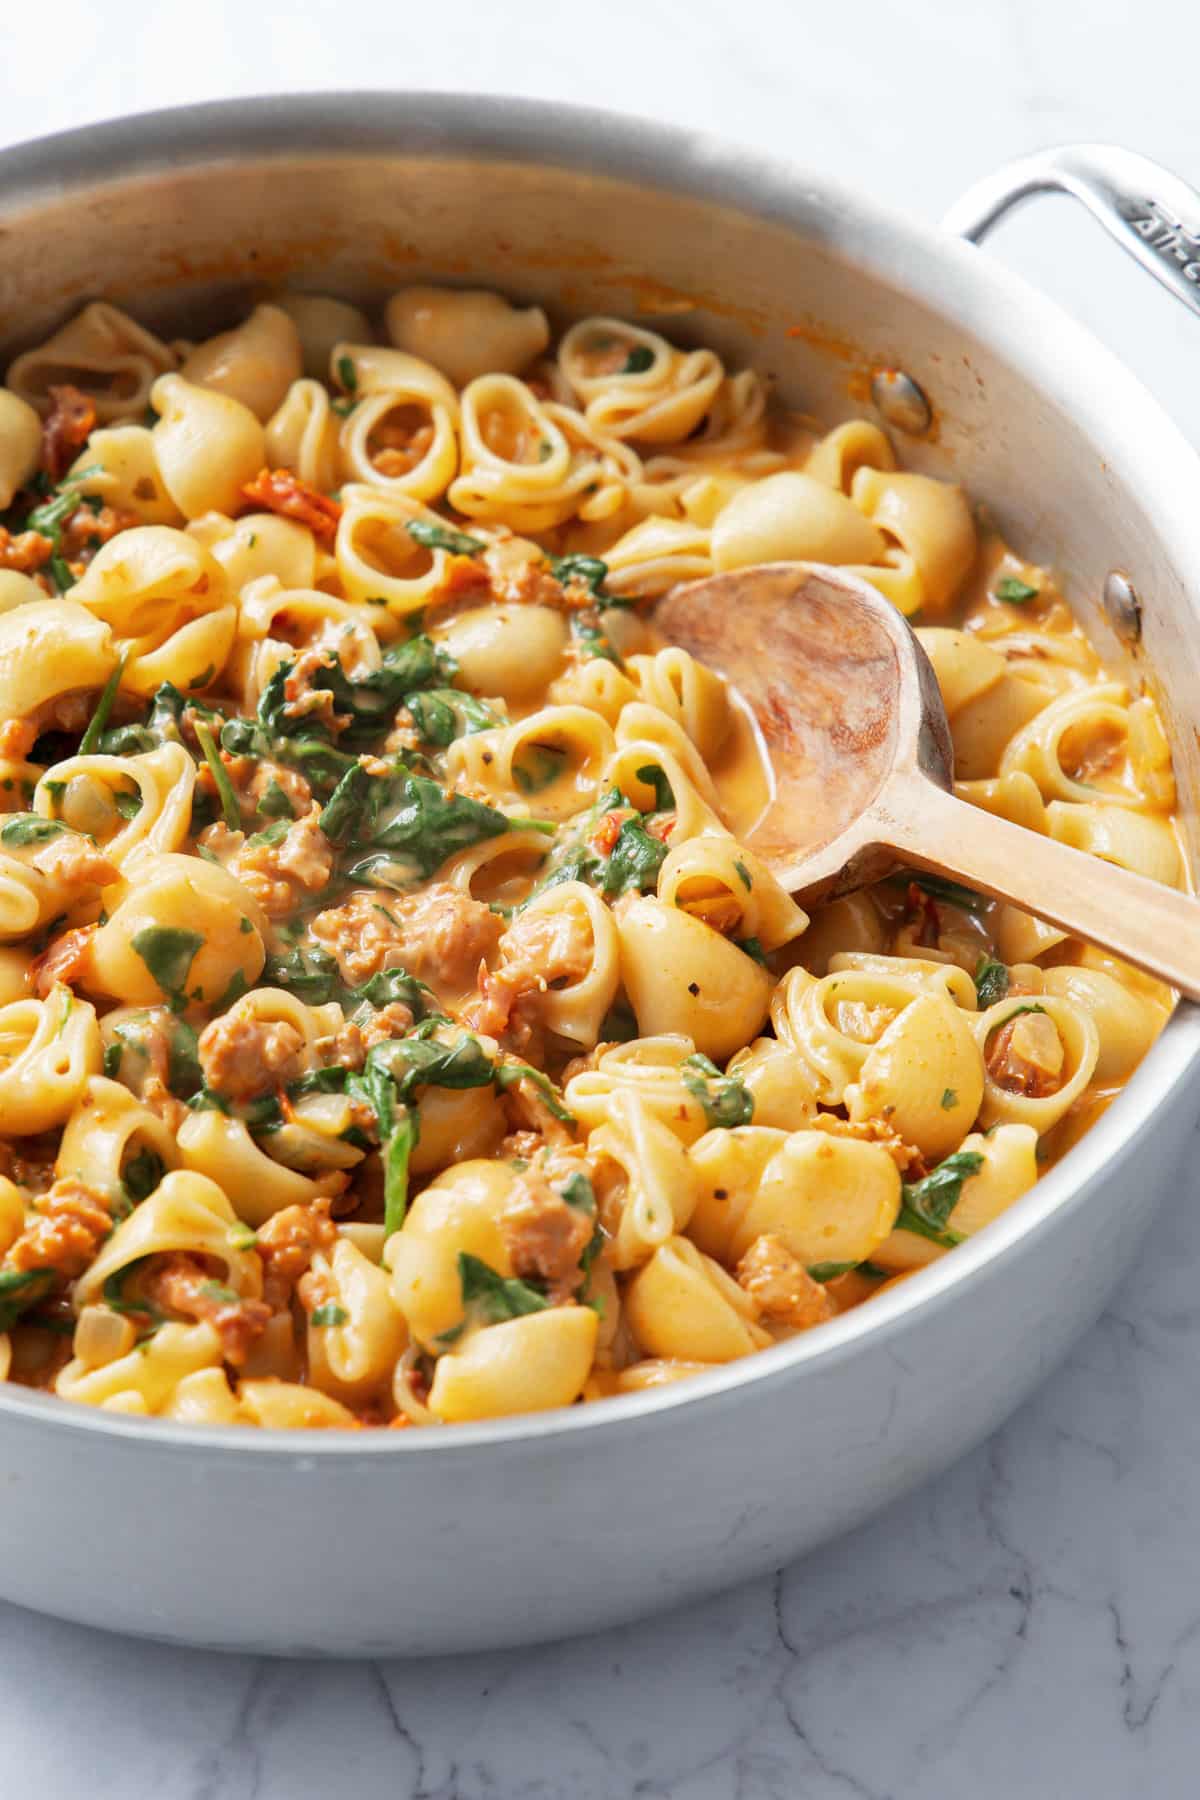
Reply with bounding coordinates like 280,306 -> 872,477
4,1 -> 1200,1793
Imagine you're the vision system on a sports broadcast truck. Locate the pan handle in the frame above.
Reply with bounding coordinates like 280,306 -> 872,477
943,143 -> 1200,322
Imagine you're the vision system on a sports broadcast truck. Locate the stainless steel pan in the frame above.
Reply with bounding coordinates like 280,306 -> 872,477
1,96 -> 1197,1656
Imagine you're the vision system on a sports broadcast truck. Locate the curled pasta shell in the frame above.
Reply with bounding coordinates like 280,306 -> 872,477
8,301 -> 174,422
385,287 -> 550,386
75,1169 -> 262,1311
844,991 -> 985,1161
428,1306 -> 597,1423
0,984 -> 101,1134
181,304 -> 303,421
624,1236 -> 770,1362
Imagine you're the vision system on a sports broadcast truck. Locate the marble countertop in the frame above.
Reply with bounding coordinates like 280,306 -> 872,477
4,2 -> 1200,1793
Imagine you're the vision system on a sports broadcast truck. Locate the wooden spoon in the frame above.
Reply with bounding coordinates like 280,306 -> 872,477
655,561 -> 1200,998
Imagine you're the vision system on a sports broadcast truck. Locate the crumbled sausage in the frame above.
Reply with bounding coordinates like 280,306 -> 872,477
29,832 -> 118,890
59,502 -> 138,560
5,1177 -> 112,1278
254,1196 -> 337,1306
0,719 -> 37,760
241,468 -> 342,543
41,385 -> 97,481
201,808 -> 334,917
245,759 -> 312,821
141,1252 -> 272,1366
500,1152 -> 596,1304
986,1010 -> 1064,1097
496,1061 -> 576,1150
280,647 -> 347,734
310,882 -> 502,995
326,1001 -> 415,1072
809,1112 -> 926,1176
32,926 -> 96,997
198,1010 -> 306,1103
736,1233 -> 836,1330
462,903 -> 594,1052
0,526 -> 53,572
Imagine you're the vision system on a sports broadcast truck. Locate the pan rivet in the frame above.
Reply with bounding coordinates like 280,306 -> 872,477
870,368 -> 932,435
1103,570 -> 1143,644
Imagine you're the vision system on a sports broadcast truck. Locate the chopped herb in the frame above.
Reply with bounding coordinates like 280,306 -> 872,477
113,789 -> 143,820
47,552 -> 74,593
548,553 -> 609,597
456,1252 -> 548,1325
130,926 -> 204,1007
256,778 -> 296,820
940,1088 -> 958,1110
570,610 -> 623,667
349,965 -> 432,1018
680,1052 -> 754,1129
321,760 -> 510,885
98,680 -> 209,756
215,968 -> 249,1011
247,818 -> 290,848
336,353 -> 358,393
621,345 -> 655,374
252,641 -> 458,757
189,663 -> 216,692
896,1149 -> 984,1248
493,1060 -> 576,1126
735,935 -> 767,965
894,870 -> 987,914
513,744 -> 567,796
635,763 -> 675,814
194,720 -> 241,832
101,1259 -> 163,1322
974,954 -> 1010,1009
560,1171 -> 596,1213
310,1302 -> 349,1328
199,1280 -> 240,1306
994,576 -> 1039,604
381,1109 -> 415,1238
405,518 -> 485,557
0,1267 -> 56,1331
733,859 -> 753,891
603,818 -> 668,897
25,463 -> 102,537
404,689 -> 500,748
78,654 -> 128,755
0,815 -> 71,849
599,998 -> 639,1042
122,1146 -> 164,1203
264,944 -> 341,1003
807,1261 -> 858,1283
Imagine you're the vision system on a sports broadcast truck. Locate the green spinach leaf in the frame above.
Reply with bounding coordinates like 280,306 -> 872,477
680,1052 -> 754,1129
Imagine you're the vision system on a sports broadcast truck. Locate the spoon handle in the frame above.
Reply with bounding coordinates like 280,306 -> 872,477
879,777 -> 1200,999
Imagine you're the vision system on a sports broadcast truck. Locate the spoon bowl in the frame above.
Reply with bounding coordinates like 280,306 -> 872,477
656,562 -> 1200,998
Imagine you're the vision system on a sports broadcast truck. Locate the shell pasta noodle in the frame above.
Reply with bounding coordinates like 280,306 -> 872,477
0,289 -> 1182,1431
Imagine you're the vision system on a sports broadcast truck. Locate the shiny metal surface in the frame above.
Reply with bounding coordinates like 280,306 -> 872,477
1104,569 -> 1144,644
943,143 -> 1200,321
0,95 -> 1198,1656
869,367 -> 933,435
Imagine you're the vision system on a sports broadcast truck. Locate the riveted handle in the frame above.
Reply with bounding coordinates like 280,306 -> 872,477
943,143 -> 1200,323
